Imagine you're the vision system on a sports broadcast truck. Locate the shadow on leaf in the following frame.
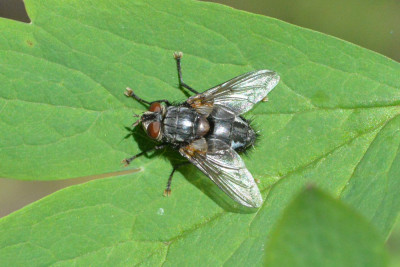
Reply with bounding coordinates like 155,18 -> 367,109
123,126 -> 259,214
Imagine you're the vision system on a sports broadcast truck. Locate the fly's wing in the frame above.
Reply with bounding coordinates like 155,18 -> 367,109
179,138 -> 263,208
188,70 -> 279,115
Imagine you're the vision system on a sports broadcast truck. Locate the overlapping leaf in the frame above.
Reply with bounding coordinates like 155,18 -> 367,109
265,188 -> 387,267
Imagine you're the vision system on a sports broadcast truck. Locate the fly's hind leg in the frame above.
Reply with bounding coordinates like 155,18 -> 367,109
164,162 -> 191,196
173,52 -> 199,94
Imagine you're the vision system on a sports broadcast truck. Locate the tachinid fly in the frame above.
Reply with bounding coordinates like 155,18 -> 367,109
123,52 -> 280,208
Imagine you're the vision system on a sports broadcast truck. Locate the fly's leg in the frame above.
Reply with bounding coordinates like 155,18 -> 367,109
173,52 -> 199,94
122,144 -> 167,166
125,88 -> 170,106
164,162 -> 190,196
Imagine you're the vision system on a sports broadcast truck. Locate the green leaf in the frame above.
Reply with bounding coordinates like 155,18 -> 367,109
264,187 -> 388,267
0,0 -> 400,265
388,216 -> 400,267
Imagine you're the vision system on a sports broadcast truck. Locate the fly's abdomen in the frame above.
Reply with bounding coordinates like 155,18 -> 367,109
230,116 -> 256,151
163,106 -> 209,143
208,106 -> 256,151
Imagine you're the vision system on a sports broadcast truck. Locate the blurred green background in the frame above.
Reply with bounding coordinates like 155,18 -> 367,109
0,0 -> 399,265
205,0 -> 400,61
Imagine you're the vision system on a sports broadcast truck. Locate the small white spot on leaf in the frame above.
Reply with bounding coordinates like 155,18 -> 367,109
157,208 -> 164,215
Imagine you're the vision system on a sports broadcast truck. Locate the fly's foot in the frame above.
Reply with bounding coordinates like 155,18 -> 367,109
173,51 -> 183,60
163,188 -> 172,197
255,178 -> 260,184
125,87 -> 134,97
132,119 -> 141,128
262,96 -> 269,102
122,159 -> 130,166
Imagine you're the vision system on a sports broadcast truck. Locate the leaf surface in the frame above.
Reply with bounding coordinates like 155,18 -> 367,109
0,0 -> 400,265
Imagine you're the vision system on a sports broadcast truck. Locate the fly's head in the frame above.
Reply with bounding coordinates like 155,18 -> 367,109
133,102 -> 166,141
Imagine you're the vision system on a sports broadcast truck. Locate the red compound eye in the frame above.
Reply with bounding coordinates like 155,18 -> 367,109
147,121 -> 161,139
149,102 -> 162,113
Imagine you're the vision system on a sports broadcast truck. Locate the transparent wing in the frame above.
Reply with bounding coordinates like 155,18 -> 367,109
180,138 -> 263,208
188,70 -> 279,115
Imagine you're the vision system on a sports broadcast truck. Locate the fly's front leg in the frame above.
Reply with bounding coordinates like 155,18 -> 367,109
125,88 -> 170,106
173,52 -> 199,94
122,144 -> 167,166
163,162 -> 191,196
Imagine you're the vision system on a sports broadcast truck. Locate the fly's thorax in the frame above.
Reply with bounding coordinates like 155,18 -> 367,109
162,106 -> 210,143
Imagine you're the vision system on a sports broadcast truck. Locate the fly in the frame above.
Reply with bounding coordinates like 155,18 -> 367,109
123,52 -> 280,208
